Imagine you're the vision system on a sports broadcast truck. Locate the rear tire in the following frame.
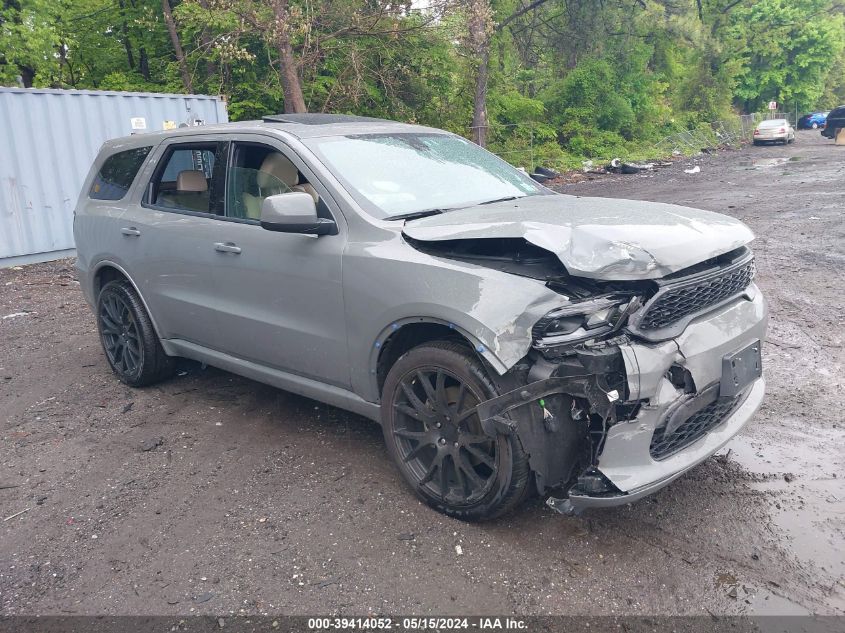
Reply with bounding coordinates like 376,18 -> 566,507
381,342 -> 531,521
812,122 -> 819,129
96,280 -> 176,387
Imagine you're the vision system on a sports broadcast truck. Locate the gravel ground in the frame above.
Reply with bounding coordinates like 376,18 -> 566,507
0,131 -> 842,618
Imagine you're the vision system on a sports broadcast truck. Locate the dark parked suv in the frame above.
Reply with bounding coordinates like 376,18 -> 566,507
821,105 -> 845,138
74,114 -> 767,520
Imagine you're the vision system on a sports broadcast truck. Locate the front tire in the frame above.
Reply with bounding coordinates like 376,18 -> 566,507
96,280 -> 175,387
381,342 -> 531,521
812,122 -> 819,129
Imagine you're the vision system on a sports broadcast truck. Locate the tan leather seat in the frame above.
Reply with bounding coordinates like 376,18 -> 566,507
243,153 -> 319,219
177,170 -> 208,193
158,170 -> 209,211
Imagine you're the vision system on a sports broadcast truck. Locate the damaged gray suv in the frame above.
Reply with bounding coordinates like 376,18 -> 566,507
74,114 -> 766,520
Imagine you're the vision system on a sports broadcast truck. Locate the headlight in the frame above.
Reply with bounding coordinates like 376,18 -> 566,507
532,295 -> 640,349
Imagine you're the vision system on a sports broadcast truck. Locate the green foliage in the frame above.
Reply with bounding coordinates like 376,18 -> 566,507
2,0 -> 844,168
543,59 -> 636,141
727,0 -> 845,112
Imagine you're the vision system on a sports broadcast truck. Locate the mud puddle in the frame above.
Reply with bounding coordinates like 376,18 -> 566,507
720,428 -> 845,609
714,571 -> 811,616
749,157 -> 793,168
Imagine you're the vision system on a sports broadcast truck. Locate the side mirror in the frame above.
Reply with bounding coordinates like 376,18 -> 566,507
260,192 -> 336,236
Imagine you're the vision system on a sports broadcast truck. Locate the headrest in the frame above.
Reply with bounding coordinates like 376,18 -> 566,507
258,152 -> 298,188
176,170 -> 208,192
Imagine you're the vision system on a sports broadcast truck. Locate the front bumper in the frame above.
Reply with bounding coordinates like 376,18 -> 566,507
477,284 -> 767,509
570,285 -> 768,508
569,378 -> 764,508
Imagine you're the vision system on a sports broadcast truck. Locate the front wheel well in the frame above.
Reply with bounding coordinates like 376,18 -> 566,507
376,323 -> 472,396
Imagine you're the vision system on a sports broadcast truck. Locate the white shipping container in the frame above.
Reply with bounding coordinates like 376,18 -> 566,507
0,87 -> 228,264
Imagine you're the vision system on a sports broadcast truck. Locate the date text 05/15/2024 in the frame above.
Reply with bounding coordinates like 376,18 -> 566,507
307,617 -> 528,630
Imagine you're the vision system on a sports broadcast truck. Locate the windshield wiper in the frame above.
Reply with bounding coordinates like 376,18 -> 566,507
478,195 -> 524,205
384,196 -> 525,221
383,208 -> 448,221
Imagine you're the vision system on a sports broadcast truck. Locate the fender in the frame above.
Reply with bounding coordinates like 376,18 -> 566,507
368,316 -> 512,401
90,259 -> 168,345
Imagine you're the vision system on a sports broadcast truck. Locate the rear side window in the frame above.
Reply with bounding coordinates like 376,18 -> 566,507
148,142 -> 227,215
89,147 -> 152,201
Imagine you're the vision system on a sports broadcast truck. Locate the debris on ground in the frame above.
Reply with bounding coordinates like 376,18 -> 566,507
534,166 -> 561,179
684,165 -> 701,174
607,158 -> 655,174
604,158 -> 673,174
4,508 -> 30,521
140,437 -> 163,452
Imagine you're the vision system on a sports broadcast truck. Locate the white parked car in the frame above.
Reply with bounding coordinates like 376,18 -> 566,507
753,118 -> 795,145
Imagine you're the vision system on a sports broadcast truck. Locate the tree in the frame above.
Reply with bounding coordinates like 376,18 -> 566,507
465,0 -> 553,146
162,0 -> 193,92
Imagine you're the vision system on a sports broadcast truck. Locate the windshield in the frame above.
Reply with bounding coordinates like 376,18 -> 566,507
305,132 -> 546,219
759,119 -> 788,128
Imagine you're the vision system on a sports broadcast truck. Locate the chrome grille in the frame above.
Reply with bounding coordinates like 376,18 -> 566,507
649,396 -> 741,460
639,260 -> 755,331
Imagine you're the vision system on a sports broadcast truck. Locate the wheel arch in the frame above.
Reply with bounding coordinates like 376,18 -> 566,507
91,261 -> 165,341
372,317 -> 510,401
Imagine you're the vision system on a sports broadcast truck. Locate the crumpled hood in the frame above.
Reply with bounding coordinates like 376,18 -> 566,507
402,194 -> 754,280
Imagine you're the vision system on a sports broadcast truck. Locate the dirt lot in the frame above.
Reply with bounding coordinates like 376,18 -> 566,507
1,131 -> 843,618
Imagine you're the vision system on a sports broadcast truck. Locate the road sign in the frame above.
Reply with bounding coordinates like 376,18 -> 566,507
768,101 -> 777,110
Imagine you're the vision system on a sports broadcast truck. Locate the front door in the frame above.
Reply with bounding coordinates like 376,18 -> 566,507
206,138 -> 350,387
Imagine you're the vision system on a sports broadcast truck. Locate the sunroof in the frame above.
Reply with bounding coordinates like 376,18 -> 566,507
262,113 -> 388,125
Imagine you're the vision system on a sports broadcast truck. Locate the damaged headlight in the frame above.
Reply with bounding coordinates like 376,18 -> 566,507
532,295 -> 640,350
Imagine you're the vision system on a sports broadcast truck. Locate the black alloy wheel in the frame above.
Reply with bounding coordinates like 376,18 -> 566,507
392,367 -> 498,504
99,292 -> 142,376
381,342 -> 531,520
96,280 -> 175,387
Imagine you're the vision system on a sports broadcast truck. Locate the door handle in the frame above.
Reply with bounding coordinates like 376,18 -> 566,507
120,227 -> 141,237
214,242 -> 242,254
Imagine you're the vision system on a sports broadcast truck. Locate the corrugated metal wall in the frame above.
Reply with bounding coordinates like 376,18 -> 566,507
0,88 -> 228,261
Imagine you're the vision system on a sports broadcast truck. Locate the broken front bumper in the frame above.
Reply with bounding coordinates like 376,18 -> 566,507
569,378 -> 764,508
478,284 -> 767,510
571,284 -> 768,508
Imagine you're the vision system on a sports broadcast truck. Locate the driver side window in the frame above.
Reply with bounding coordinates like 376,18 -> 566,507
226,143 -> 300,220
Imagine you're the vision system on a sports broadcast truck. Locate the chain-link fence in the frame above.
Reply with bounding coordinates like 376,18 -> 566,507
655,116 -> 753,156
655,112 -> 800,156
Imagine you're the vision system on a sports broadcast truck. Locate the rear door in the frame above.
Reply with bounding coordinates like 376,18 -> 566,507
204,136 -> 351,387
126,137 -> 229,346
75,142 -> 156,298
